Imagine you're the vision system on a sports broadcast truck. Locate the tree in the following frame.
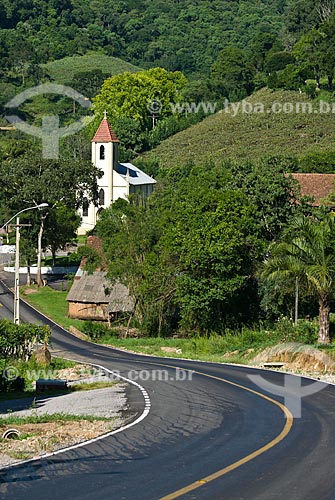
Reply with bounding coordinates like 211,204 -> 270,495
43,204 -> 80,265
96,197 -> 174,336
262,213 -> 335,343
70,69 -> 109,99
319,14 -> 335,89
165,180 -> 261,332
227,157 -> 305,241
92,67 -> 187,130
317,0 -> 335,22
210,47 -> 255,101
250,32 -> 283,72
283,0 -> 319,45
0,155 -> 101,285
293,29 -> 324,88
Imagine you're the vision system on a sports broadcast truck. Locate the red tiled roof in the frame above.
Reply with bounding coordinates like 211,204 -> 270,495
291,173 -> 335,206
92,118 -> 119,143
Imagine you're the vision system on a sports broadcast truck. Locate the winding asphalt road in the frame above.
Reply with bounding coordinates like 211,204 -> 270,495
1,278 -> 335,499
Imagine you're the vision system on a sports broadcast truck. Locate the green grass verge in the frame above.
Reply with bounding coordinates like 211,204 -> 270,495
0,413 -> 111,425
96,333 -> 272,364
43,52 -> 142,84
19,284 -> 332,365
144,87 -> 335,167
21,285 -> 85,331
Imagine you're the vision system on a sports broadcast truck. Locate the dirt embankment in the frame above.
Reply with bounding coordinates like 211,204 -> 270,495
251,342 -> 335,382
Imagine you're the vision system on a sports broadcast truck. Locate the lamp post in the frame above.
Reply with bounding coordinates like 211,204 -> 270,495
0,203 -> 49,324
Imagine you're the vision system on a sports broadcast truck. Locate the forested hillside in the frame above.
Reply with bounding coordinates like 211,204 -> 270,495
0,0 -> 290,76
1,0 -> 334,162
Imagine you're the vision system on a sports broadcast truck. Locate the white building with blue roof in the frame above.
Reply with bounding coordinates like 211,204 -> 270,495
79,113 -> 156,234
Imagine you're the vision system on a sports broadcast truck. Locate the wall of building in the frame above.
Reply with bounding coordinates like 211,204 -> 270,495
68,301 -> 108,321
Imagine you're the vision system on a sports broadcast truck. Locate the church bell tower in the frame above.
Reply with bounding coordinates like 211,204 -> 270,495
79,112 -> 119,234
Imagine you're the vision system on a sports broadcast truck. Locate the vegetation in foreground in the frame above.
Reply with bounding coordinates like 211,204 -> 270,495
0,413 -> 112,426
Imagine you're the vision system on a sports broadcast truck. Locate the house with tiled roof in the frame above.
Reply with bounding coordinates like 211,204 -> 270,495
79,112 -> 156,234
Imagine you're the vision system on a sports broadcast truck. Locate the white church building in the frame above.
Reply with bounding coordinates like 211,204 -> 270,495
79,114 -> 156,234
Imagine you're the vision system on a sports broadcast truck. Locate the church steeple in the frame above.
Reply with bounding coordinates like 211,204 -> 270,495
92,113 -> 119,143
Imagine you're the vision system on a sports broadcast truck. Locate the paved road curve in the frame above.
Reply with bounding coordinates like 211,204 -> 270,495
1,279 -> 335,500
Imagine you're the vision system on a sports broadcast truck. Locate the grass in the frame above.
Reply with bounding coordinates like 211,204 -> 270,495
19,284 -> 334,365
43,52 -> 142,84
144,87 -> 335,168
21,285 -> 85,331
70,381 -> 117,391
95,331 -> 275,363
0,413 -> 111,425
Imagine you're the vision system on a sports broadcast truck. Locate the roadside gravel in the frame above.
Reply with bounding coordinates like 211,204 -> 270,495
0,383 -> 127,420
0,380 -> 130,468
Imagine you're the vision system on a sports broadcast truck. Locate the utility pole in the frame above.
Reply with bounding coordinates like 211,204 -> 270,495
14,217 -> 20,325
13,219 -> 31,325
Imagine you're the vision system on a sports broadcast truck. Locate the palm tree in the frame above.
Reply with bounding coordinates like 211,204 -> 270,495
262,213 -> 335,344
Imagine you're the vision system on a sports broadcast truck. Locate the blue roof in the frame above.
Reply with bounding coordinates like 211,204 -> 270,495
115,162 -> 156,186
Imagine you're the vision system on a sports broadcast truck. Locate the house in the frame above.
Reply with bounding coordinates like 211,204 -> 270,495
291,173 -> 335,206
78,112 -> 156,234
67,269 -> 134,322
66,235 -> 134,322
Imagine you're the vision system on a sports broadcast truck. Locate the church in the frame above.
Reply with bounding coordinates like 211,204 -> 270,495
78,113 -> 156,234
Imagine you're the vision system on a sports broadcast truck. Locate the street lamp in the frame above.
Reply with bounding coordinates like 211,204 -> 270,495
0,203 -> 49,324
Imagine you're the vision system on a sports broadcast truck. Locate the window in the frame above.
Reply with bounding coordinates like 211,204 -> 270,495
100,145 -> 105,160
82,198 -> 89,217
98,188 -> 105,206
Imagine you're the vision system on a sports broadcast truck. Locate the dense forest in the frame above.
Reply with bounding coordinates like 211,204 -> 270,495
0,0 -> 290,75
0,0 -> 331,90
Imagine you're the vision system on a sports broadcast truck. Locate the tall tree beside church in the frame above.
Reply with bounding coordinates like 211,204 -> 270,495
0,155 -> 101,285
93,67 -> 187,130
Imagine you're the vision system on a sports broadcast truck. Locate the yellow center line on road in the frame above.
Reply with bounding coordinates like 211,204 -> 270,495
140,362 -> 294,500
57,348 -> 293,499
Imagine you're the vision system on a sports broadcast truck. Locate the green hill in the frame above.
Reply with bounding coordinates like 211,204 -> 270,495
146,88 -> 335,167
43,52 -> 142,84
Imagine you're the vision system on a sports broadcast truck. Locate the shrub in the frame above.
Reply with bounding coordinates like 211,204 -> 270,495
82,321 -> 112,341
273,316 -> 318,344
0,320 -> 51,361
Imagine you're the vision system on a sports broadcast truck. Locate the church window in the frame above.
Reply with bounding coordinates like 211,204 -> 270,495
98,188 -> 105,206
82,198 -> 89,217
100,145 -> 105,160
